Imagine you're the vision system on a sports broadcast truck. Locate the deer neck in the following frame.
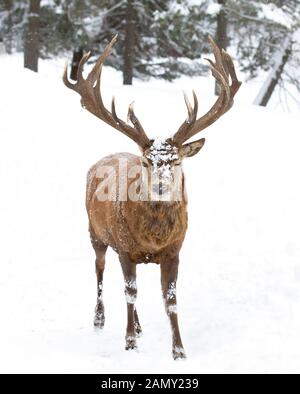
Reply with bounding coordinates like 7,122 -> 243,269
131,185 -> 188,251
138,200 -> 187,249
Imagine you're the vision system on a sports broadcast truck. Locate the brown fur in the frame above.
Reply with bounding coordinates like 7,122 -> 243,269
87,152 -> 188,359
86,153 -> 188,264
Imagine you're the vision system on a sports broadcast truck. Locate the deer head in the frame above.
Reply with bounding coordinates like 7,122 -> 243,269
63,35 -> 241,201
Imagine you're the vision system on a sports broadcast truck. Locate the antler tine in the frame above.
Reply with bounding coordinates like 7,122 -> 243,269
184,90 -> 198,122
208,36 -> 228,82
111,96 -> 119,123
127,102 -> 135,124
109,98 -> 147,145
172,37 -> 241,145
62,51 -> 91,92
171,91 -> 198,145
221,49 -> 230,79
183,92 -> 193,119
87,35 -> 118,85
127,102 -> 150,147
63,61 -> 74,90
63,35 -> 151,149
77,51 -> 91,82
222,50 -> 242,96
208,63 -> 231,102
190,90 -> 199,123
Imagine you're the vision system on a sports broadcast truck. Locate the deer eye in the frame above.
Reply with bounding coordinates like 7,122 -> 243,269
141,158 -> 149,167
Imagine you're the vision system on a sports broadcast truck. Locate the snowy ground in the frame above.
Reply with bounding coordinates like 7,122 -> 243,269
1,54 -> 300,374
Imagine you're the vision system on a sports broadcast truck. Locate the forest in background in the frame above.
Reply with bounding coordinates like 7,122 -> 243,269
0,0 -> 300,107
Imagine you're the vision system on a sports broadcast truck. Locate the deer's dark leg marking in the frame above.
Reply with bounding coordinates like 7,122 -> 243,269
119,254 -> 140,351
90,228 -> 108,330
161,257 -> 186,360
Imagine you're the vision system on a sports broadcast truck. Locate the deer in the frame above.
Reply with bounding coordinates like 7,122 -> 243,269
63,35 -> 241,360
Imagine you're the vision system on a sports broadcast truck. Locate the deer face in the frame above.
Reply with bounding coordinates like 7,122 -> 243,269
141,137 -> 206,201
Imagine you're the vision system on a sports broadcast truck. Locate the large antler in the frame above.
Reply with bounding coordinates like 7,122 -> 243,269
63,35 -> 150,149
172,37 -> 242,146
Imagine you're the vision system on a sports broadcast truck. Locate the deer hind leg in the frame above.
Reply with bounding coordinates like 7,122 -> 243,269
134,308 -> 142,337
161,258 -> 186,360
119,254 -> 140,350
90,229 -> 108,330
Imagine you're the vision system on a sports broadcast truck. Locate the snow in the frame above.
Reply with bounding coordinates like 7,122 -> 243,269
206,2 -> 221,16
167,305 -> 177,315
254,35 -> 292,106
259,3 -> 294,30
1,53 -> 300,373
167,282 -> 177,301
125,280 -> 137,304
146,137 -> 179,179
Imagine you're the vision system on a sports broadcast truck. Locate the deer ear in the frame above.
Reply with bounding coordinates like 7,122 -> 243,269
179,138 -> 205,158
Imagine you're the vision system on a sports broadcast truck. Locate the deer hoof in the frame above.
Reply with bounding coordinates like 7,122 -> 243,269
125,336 -> 138,351
134,322 -> 143,337
94,312 -> 105,330
173,347 -> 186,360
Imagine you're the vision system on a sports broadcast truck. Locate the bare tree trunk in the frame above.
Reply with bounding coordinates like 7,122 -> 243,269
2,0 -> 12,9
2,0 -> 13,53
24,0 -> 41,72
123,0 -> 135,85
215,0 -> 228,95
70,48 -> 84,81
254,37 -> 292,107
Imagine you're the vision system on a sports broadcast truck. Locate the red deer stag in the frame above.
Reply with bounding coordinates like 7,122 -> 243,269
63,35 -> 241,360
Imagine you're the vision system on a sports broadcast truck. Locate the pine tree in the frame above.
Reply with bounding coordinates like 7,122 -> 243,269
0,1 -> 217,80
24,0 -> 41,72
215,0 -> 228,94
226,0 -> 300,105
123,0 -> 135,85
0,0 -> 27,54
0,0 -> 13,52
88,0 -> 214,81
150,0 -> 214,80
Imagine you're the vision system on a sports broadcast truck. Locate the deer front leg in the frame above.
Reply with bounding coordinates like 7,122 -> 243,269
90,228 -> 108,330
119,255 -> 140,351
161,257 -> 186,360
134,308 -> 142,337
94,263 -> 105,329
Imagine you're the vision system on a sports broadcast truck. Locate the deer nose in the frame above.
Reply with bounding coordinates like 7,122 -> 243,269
153,182 -> 169,196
